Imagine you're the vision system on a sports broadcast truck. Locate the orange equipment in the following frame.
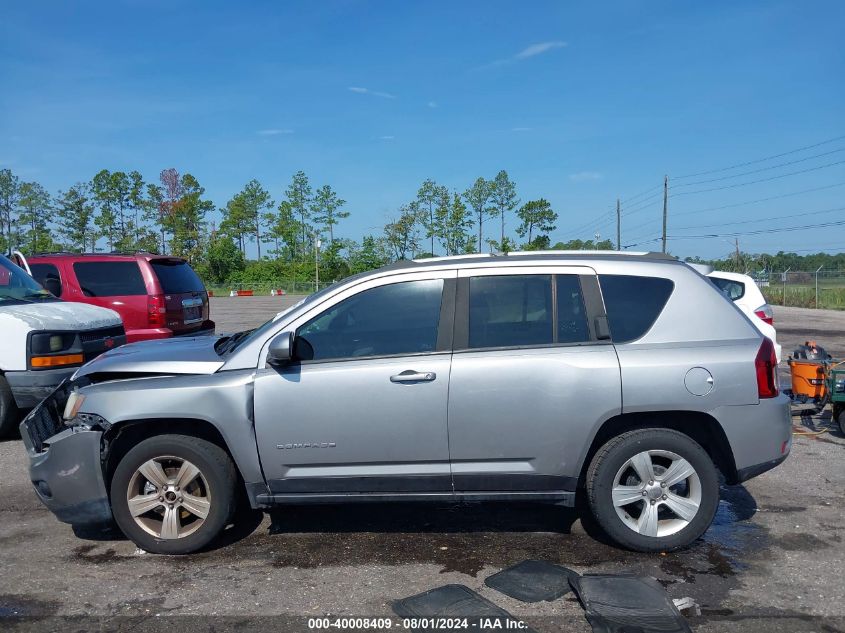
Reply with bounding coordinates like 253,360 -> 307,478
787,341 -> 831,403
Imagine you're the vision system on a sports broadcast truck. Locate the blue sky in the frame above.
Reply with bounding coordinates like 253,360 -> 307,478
2,0 -> 844,260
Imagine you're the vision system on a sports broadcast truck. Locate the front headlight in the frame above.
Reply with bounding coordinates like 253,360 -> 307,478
29,331 -> 83,370
836,379 -> 845,394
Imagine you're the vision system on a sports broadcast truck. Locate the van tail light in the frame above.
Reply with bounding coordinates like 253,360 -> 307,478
148,294 -> 166,327
755,337 -> 779,399
754,303 -> 774,326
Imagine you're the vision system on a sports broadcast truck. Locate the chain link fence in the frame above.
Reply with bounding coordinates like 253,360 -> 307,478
757,270 -> 845,310
205,280 -> 335,297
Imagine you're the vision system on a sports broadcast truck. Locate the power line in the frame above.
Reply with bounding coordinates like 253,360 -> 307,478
669,181 -> 845,217
667,218 -> 845,240
673,133 -> 845,179
620,183 -> 663,205
672,205 -> 845,231
672,159 -> 845,196
674,147 -> 845,187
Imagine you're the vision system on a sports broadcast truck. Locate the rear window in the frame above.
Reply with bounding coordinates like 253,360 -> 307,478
599,275 -> 674,343
709,276 -> 745,301
469,275 -> 553,348
74,261 -> 147,296
151,260 -> 205,293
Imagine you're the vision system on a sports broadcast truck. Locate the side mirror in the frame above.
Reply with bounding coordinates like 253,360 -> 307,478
267,332 -> 295,365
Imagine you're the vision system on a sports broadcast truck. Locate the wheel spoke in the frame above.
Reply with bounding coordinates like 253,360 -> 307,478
160,506 -> 180,539
127,493 -> 162,517
663,492 -> 700,522
174,461 -> 201,489
138,459 -> 169,489
180,492 -> 210,519
637,502 -> 659,537
612,485 -> 644,507
660,457 -> 695,488
630,451 -> 655,483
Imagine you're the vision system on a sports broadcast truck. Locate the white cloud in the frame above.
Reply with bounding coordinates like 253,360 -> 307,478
568,171 -> 602,182
511,127 -> 532,132
257,129 -> 294,136
427,101 -> 438,108
348,86 -> 397,99
514,41 -> 567,60
379,135 -> 395,140
479,40 -> 567,69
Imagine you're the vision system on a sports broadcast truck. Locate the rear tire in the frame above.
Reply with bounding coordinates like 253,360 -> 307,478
0,377 -> 20,438
110,434 -> 236,554
585,428 -> 719,552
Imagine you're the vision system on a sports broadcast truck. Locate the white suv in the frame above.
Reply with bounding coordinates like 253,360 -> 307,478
708,270 -> 782,363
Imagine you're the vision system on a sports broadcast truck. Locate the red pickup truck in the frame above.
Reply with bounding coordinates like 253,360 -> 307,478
20,252 -> 215,343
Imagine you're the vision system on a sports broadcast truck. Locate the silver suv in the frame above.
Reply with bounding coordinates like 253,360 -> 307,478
21,252 -> 791,554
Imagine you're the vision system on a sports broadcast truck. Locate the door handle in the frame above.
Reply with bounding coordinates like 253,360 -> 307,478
390,370 -> 436,383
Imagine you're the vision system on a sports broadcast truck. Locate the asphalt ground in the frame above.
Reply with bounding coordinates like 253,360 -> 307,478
0,298 -> 843,632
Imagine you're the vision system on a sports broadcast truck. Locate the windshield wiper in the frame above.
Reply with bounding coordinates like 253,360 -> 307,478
215,329 -> 254,355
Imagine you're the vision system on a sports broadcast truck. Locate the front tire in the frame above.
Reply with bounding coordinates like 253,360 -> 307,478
585,428 -> 719,552
0,377 -> 20,438
110,434 -> 236,554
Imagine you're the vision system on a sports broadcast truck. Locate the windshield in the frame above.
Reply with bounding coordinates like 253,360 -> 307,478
215,282 -> 343,355
0,255 -> 57,304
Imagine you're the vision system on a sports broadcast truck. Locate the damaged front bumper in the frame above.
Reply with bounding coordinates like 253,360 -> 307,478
19,383 -> 112,526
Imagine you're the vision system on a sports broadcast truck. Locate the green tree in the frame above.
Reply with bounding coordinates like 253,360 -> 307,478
349,235 -> 390,273
264,200 -> 301,261
435,191 -> 473,255
489,170 -> 519,252
170,174 -> 213,262
463,177 -> 491,254
220,193 -> 251,255
234,179 -> 273,259
202,233 -> 245,284
417,179 -> 448,256
17,181 -> 52,253
384,205 -> 420,260
516,198 -> 558,247
312,184 -> 348,244
92,169 -> 118,250
143,182 -> 166,252
0,168 -> 20,252
55,183 -> 96,251
285,171 -> 313,258
127,170 -> 145,248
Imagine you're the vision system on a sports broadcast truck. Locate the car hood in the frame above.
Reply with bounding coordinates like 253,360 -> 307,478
74,335 -> 226,378
0,301 -> 122,330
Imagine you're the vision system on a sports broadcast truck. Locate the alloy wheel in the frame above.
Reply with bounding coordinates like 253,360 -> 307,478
126,456 -> 211,540
611,449 -> 702,538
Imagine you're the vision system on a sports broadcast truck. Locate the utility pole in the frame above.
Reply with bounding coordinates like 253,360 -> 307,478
315,238 -> 321,292
661,175 -> 669,253
734,238 -> 740,269
616,198 -> 621,251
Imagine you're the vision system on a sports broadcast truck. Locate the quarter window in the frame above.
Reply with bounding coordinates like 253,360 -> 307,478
297,279 -> 444,361
73,262 -> 147,296
599,275 -> 674,343
468,275 -> 553,348
709,276 -> 745,301
29,263 -> 63,297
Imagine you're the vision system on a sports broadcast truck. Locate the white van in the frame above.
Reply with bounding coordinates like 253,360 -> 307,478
0,254 -> 125,435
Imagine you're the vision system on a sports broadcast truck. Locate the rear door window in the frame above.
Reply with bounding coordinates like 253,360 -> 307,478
468,275 -> 553,348
709,276 -> 745,301
151,260 -> 205,293
29,263 -> 63,297
73,261 -> 147,296
599,275 -> 674,343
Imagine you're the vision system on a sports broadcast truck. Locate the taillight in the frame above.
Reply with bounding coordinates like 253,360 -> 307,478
754,304 -> 774,326
755,338 -> 779,399
148,294 -> 166,327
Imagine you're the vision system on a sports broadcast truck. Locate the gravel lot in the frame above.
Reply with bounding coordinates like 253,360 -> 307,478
0,298 -> 843,631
